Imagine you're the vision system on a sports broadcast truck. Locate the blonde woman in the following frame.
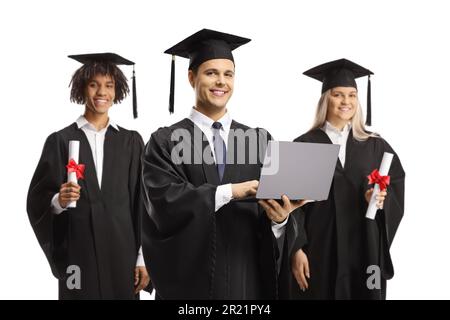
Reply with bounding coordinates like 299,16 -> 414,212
290,59 -> 405,300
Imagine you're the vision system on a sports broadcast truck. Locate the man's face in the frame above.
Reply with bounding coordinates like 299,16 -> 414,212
189,59 -> 235,111
85,74 -> 115,115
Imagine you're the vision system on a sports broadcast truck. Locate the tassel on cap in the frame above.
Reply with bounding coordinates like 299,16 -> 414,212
132,65 -> 138,119
366,75 -> 372,126
169,55 -> 175,114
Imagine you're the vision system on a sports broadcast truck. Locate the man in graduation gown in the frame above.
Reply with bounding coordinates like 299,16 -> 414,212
289,59 -> 405,299
27,53 -> 149,299
141,29 -> 304,299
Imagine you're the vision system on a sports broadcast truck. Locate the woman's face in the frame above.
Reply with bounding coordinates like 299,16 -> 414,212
85,74 -> 115,115
327,86 -> 358,126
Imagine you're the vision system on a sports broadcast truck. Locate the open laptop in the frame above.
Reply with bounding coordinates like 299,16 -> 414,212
254,141 -> 340,201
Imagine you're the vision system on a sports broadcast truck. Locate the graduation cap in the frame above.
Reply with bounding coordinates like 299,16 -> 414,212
164,29 -> 251,114
68,52 -> 138,119
303,58 -> 374,126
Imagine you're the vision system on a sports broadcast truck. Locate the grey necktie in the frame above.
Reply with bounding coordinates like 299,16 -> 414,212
212,121 -> 226,181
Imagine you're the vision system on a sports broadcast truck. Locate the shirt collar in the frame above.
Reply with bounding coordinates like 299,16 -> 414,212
75,115 -> 119,132
189,107 -> 232,131
323,121 -> 351,135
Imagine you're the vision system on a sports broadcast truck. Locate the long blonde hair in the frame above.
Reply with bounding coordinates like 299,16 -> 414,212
311,89 -> 378,141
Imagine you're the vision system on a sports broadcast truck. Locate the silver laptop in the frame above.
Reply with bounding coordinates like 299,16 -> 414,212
256,141 -> 340,201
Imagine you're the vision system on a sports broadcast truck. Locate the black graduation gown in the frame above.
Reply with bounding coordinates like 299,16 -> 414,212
141,118 -> 301,299
289,128 -> 405,300
27,123 -> 144,299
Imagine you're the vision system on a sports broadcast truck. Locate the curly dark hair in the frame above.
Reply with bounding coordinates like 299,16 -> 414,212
69,62 -> 129,105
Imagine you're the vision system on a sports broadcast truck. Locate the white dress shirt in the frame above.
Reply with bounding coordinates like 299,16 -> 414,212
51,115 -> 144,267
322,121 -> 352,167
189,108 -> 233,212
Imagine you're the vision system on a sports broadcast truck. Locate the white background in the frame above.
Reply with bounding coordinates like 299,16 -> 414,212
1,0 -> 449,299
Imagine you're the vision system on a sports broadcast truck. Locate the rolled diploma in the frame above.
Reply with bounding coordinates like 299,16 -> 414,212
67,140 -> 80,208
365,152 -> 393,220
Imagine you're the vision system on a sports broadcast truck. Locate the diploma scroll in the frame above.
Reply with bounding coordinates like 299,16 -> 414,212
67,140 -> 80,208
365,152 -> 393,220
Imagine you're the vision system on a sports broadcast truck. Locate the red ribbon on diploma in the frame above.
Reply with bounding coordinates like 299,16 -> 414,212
66,159 -> 85,180
367,169 -> 390,191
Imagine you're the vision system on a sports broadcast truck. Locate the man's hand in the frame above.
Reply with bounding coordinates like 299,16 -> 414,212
258,195 -> 307,223
58,181 -> 81,208
292,248 -> 310,291
134,266 -> 150,294
231,180 -> 259,199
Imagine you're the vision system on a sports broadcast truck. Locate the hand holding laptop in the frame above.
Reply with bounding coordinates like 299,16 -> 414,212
258,195 -> 307,223
230,181 -> 306,224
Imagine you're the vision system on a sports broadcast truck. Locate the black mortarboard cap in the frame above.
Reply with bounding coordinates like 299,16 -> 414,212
68,53 -> 138,119
303,58 -> 374,126
164,29 -> 251,114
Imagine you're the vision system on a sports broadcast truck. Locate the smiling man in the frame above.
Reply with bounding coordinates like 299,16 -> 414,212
27,53 -> 149,299
141,29 -> 304,299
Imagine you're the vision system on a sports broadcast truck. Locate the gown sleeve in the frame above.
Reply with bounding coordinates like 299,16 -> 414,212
257,129 -> 307,298
290,207 -> 308,254
289,134 -> 311,255
141,128 -> 217,299
374,139 -> 405,279
129,131 -> 155,294
129,131 -> 145,252
26,132 -> 68,279
142,128 -> 217,236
